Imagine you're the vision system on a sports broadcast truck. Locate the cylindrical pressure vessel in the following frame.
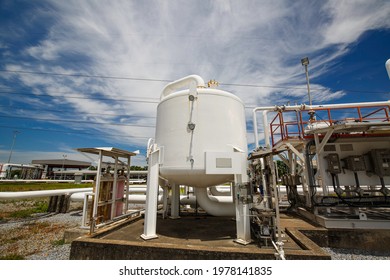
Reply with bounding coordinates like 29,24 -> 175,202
155,79 -> 247,188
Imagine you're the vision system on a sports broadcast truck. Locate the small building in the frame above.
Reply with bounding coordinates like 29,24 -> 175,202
0,163 -> 44,179
31,159 -> 91,179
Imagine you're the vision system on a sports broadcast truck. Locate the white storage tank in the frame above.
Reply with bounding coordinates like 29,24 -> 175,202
154,75 -> 248,188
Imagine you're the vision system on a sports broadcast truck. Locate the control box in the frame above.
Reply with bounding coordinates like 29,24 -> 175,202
325,153 -> 342,174
343,155 -> 366,172
365,149 -> 390,177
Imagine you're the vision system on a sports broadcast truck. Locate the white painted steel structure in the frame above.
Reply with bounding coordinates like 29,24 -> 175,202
76,147 -> 137,233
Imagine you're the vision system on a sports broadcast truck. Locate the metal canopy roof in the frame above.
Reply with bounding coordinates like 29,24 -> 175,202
76,147 -> 137,158
31,159 -> 91,167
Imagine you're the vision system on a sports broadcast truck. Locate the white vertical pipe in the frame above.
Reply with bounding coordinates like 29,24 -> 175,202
252,107 -> 274,149
141,149 -> 160,240
170,183 -> 180,219
253,109 -> 259,148
262,110 -> 271,149
234,174 -> 251,245
162,186 -> 169,219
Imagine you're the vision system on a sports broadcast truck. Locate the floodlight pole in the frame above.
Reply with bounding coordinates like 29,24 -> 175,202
301,57 -> 312,106
62,154 -> 67,180
7,130 -> 20,163
301,57 -> 316,122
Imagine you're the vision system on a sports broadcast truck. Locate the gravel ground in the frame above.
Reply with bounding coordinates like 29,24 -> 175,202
2,201 -> 390,260
321,247 -> 390,260
0,207 -> 83,260
25,211 -> 82,260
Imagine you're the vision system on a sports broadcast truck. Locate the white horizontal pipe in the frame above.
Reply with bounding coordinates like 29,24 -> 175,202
0,188 -> 93,200
127,187 -> 147,191
252,100 -> 390,113
179,195 -> 197,206
0,180 -> 93,183
127,194 -> 164,204
72,194 -> 198,212
126,194 -> 197,205
70,192 -> 92,202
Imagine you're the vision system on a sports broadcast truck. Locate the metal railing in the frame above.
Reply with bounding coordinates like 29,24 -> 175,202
269,104 -> 390,147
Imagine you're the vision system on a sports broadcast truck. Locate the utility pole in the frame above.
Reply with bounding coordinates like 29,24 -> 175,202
62,154 -> 67,180
7,130 -> 20,163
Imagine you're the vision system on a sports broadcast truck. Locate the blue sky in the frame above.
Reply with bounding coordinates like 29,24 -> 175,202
1,0 -> 390,166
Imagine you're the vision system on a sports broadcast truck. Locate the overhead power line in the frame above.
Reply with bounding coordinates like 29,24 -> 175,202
0,115 -> 156,128
0,124 -> 152,139
0,91 -> 262,109
0,105 -> 156,119
0,90 -> 160,104
0,69 -> 171,83
1,68 -> 389,94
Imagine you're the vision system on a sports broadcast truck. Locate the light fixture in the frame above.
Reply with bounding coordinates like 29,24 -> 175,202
301,57 -> 312,106
301,57 -> 309,66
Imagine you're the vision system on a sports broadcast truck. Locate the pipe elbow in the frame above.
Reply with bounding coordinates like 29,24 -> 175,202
161,75 -> 205,100
194,187 -> 235,217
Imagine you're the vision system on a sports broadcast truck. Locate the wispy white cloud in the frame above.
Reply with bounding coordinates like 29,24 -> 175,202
322,0 -> 390,45
1,0 -> 390,162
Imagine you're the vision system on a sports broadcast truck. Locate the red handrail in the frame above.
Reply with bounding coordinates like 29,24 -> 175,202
269,104 -> 390,147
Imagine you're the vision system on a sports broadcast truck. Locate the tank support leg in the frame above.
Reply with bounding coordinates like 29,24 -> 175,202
141,149 -> 160,240
234,174 -> 252,245
170,183 -> 180,219
162,186 -> 169,219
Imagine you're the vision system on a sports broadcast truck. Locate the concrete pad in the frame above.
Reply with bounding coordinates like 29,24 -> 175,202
70,212 -> 331,260
63,228 -> 89,243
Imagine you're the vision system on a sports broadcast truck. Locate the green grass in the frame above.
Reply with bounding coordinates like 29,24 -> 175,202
0,254 -> 25,260
1,236 -> 21,245
0,182 -> 92,192
52,239 -> 66,246
9,201 -> 49,219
